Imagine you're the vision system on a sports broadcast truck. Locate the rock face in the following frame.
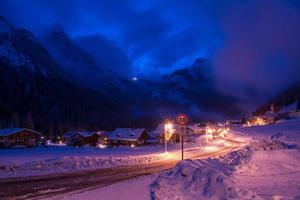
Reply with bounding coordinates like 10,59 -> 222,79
0,16 -> 243,135
0,17 -> 125,135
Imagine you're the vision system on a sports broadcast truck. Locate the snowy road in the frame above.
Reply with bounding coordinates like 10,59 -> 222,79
0,138 -> 246,199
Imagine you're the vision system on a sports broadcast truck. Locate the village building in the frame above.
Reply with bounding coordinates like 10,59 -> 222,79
0,128 -> 42,148
63,131 -> 104,147
149,124 -> 181,144
107,128 -> 150,146
187,125 -> 205,134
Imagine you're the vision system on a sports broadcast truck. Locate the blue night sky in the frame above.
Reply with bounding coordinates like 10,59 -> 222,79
1,0 -> 300,96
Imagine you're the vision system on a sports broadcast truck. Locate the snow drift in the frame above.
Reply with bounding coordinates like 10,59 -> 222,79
151,137 -> 291,200
151,146 -> 253,200
0,153 -> 173,179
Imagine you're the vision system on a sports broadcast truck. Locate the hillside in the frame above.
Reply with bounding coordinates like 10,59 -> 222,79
254,83 -> 300,115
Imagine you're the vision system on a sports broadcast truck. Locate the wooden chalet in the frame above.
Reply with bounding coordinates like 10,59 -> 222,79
107,128 -> 150,146
63,131 -> 104,147
0,128 -> 42,148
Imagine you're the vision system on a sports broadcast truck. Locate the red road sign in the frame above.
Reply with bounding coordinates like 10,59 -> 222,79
176,113 -> 189,126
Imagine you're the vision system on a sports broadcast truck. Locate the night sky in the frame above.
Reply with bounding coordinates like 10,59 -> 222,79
1,0 -> 300,99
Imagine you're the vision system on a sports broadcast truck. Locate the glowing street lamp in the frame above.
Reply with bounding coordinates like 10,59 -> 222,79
164,121 -> 174,153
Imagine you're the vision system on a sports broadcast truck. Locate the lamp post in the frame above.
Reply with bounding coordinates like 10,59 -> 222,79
164,122 -> 174,153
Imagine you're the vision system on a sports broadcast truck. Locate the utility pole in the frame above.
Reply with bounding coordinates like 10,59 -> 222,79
165,132 -> 167,152
181,126 -> 184,160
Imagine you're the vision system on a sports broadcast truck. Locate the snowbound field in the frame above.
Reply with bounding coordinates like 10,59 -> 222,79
232,118 -> 300,199
0,145 -> 176,178
151,118 -> 300,200
0,136 -> 222,179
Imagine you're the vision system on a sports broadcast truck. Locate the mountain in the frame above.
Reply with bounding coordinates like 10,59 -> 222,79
0,17 -> 131,136
125,58 -> 243,124
159,59 -> 242,118
40,25 -> 138,106
254,83 -> 300,115
0,17 -> 244,135
40,24 -> 106,89
41,24 -> 243,121
75,34 -> 131,76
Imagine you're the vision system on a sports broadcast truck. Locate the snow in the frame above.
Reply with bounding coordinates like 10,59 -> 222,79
151,119 -> 300,199
0,145 -> 171,178
2,119 -> 300,199
63,131 -> 103,138
0,134 -> 231,179
151,146 -> 252,200
233,150 -> 300,199
0,137 -> 211,179
234,117 -> 300,144
187,125 -> 205,133
0,128 -> 41,136
108,128 -> 147,141
231,118 -> 300,199
45,174 -> 157,200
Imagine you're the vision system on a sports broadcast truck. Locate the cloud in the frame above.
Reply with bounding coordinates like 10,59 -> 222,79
1,0 -> 300,104
212,0 -> 300,101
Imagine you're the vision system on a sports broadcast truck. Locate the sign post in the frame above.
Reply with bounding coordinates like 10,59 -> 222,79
176,114 -> 189,161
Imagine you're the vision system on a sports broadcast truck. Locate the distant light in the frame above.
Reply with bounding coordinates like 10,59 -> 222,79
132,77 -> 138,81
159,151 -> 176,160
204,146 -> 218,151
98,144 -> 106,149
130,144 -> 135,148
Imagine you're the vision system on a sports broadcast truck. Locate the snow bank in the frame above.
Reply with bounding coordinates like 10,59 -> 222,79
0,135 -> 217,179
152,136 -> 292,200
232,119 -> 300,199
151,146 -> 253,200
234,149 -> 300,199
0,153 -> 174,179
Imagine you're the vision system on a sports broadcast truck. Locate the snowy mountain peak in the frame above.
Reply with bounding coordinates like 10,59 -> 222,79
43,23 -> 71,44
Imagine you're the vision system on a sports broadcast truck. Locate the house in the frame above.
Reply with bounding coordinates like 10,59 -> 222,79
107,128 -> 150,146
0,128 -> 42,148
63,131 -> 104,147
187,125 -> 205,134
149,124 -> 181,144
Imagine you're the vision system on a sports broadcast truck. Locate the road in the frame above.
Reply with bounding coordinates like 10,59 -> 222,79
0,138 -> 246,200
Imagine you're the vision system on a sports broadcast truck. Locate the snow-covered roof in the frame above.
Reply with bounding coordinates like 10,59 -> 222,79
188,125 -> 204,132
150,124 -> 181,138
64,131 -> 103,138
0,128 -> 42,137
279,101 -> 299,113
108,128 -> 147,141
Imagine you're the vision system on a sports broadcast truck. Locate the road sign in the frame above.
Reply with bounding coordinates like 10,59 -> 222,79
176,114 -> 189,161
176,113 -> 189,126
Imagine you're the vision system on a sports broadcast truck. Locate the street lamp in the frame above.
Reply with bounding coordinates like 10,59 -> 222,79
164,122 -> 174,153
